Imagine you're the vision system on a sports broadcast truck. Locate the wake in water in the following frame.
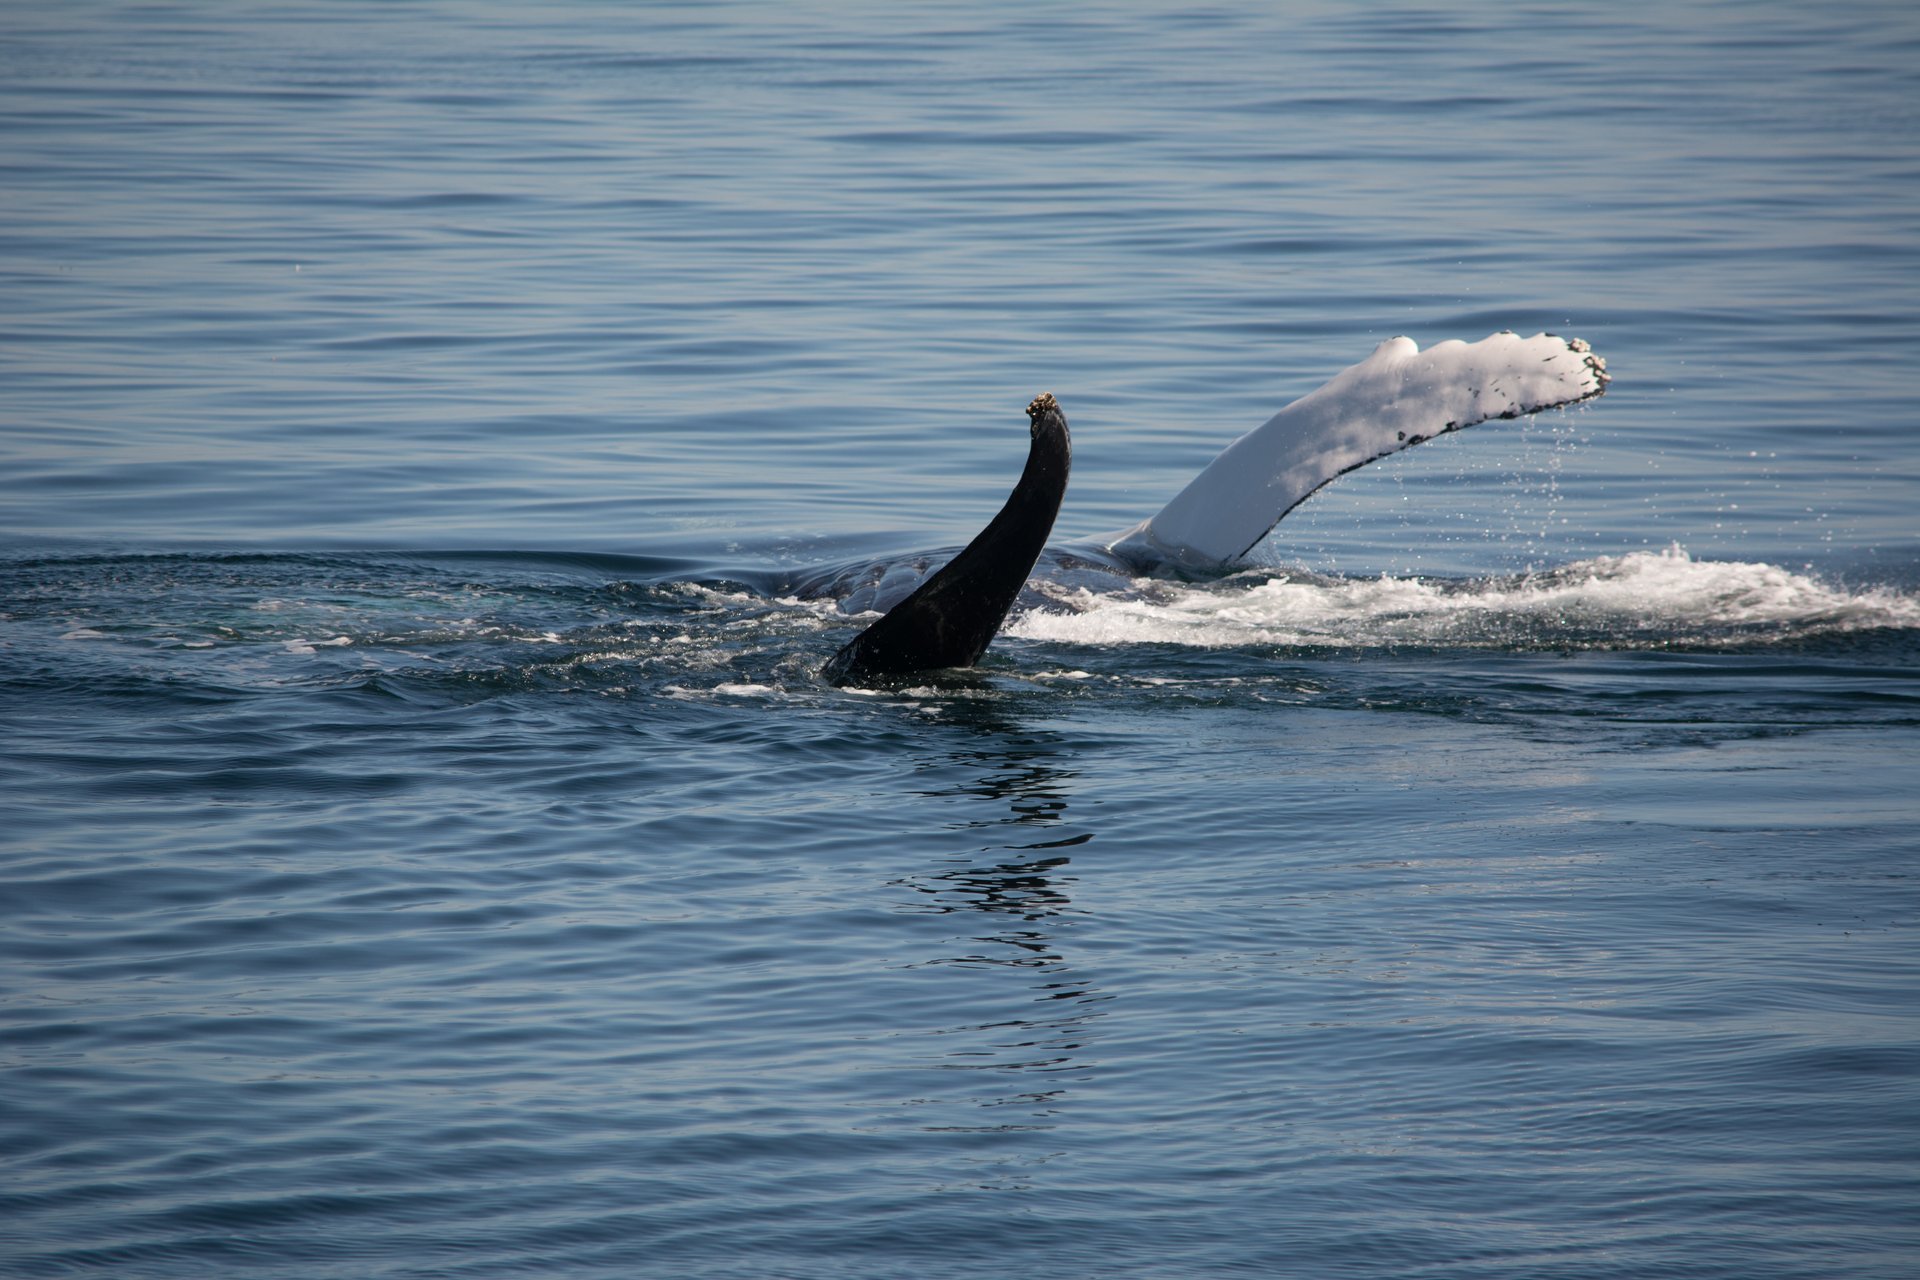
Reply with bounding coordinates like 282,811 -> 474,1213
5,545 -> 1917,741
1008,546 -> 1920,653
9,548 -> 1919,684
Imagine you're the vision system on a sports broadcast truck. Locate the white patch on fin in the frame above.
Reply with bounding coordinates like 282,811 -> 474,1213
1105,332 -> 1609,568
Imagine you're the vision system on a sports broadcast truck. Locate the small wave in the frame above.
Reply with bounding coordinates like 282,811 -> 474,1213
1008,547 -> 1920,651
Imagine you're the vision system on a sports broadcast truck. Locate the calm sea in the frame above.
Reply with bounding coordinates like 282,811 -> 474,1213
4,3 -> 1917,1277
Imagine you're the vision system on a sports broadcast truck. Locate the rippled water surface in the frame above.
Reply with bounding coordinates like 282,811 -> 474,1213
4,4 -> 1918,1277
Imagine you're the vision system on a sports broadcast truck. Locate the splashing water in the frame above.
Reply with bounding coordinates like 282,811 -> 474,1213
1011,546 -> 1920,651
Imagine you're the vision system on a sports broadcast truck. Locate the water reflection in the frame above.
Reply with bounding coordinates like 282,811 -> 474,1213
891,719 -> 1109,1138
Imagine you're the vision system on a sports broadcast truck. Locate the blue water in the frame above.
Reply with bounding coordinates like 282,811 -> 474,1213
4,3 -> 1918,1277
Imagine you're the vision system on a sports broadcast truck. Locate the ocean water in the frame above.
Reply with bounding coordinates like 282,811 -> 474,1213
4,3 -> 1918,1277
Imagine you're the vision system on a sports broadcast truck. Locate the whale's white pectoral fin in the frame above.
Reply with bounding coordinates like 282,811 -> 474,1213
1105,331 -> 1609,569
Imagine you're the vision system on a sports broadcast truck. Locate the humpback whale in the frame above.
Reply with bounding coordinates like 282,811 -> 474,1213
822,331 -> 1608,685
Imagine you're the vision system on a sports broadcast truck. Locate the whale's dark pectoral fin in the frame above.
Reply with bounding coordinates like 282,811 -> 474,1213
823,394 -> 1071,686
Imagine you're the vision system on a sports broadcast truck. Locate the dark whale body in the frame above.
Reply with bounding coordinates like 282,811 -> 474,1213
822,393 -> 1070,685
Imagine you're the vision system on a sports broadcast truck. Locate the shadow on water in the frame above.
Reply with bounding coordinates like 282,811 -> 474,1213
890,708 -> 1109,1128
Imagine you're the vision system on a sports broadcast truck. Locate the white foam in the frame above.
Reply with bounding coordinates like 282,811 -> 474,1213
1007,547 -> 1920,650
680,584 -> 758,606
281,635 -> 352,655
